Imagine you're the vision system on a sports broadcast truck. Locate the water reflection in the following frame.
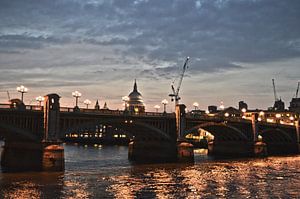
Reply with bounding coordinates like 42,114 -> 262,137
0,144 -> 300,198
106,155 -> 300,198
0,172 -> 64,199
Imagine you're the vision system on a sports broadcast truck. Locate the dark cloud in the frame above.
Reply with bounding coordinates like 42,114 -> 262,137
1,0 -> 300,109
1,0 -> 300,70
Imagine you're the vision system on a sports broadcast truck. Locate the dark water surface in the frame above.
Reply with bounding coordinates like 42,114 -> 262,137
0,142 -> 300,198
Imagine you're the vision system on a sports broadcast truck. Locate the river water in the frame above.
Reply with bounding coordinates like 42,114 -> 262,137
0,142 -> 300,198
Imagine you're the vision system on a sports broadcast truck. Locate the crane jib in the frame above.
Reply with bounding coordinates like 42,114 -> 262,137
169,57 -> 189,105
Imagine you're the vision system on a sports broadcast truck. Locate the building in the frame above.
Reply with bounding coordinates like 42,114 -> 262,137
238,101 -> 248,111
127,80 -> 145,113
289,98 -> 300,113
273,99 -> 285,111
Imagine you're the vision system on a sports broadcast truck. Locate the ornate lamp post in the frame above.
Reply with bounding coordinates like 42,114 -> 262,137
154,105 -> 160,112
122,96 -> 129,111
36,96 -> 45,106
72,91 -> 82,108
84,99 -> 91,109
193,102 -> 199,111
17,85 -> 28,102
161,99 -> 168,113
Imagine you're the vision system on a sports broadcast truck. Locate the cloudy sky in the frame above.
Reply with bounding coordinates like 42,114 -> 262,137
0,0 -> 300,111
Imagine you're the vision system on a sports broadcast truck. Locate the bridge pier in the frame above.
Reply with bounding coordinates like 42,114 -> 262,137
176,104 -> 194,162
296,119 -> 300,152
1,141 -> 64,172
252,113 -> 267,156
128,139 -> 177,163
42,94 -> 64,171
208,141 -> 254,157
1,141 -> 43,172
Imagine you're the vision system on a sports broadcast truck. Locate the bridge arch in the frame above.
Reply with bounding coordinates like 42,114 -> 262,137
259,128 -> 293,143
259,128 -> 299,154
61,118 -> 172,141
184,122 -> 249,142
0,122 -> 40,142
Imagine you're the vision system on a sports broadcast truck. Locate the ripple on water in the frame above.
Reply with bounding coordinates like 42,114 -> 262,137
0,144 -> 300,198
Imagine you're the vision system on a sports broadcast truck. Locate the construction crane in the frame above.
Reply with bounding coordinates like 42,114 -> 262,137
0,90 -> 11,102
295,81 -> 299,98
169,57 -> 189,106
272,79 -> 285,111
272,78 -> 278,101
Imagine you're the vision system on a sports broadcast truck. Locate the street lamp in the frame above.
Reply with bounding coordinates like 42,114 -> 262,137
72,91 -> 82,108
84,99 -> 91,109
17,85 -> 28,102
161,99 -> 168,113
36,96 -> 45,106
193,102 -> 199,111
122,96 -> 129,111
154,105 -> 160,112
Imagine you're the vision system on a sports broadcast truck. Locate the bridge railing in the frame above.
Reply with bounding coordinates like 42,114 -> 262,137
0,103 -> 174,117
186,113 -> 251,123
59,107 -> 175,117
0,103 -> 43,111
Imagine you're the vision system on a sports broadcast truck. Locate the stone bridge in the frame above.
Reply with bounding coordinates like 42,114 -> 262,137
0,94 -> 299,171
185,115 -> 299,156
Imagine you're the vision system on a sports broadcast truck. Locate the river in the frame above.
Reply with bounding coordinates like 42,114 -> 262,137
0,142 -> 300,198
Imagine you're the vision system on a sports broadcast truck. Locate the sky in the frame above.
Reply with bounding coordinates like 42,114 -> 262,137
0,0 -> 300,112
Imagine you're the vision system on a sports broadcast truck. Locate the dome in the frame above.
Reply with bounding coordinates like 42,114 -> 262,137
127,80 -> 145,113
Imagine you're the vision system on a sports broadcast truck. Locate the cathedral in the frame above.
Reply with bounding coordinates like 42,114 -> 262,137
127,80 -> 145,113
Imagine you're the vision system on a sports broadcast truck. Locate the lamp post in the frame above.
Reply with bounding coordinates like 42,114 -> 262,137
72,91 -> 81,108
84,99 -> 91,109
154,105 -> 160,112
122,96 -> 129,111
36,96 -> 45,106
193,102 -> 199,111
161,99 -> 168,113
17,85 -> 28,102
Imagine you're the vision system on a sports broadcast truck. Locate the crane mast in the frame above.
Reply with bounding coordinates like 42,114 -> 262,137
296,82 -> 299,98
169,57 -> 189,106
272,79 -> 278,101
7,91 -> 10,101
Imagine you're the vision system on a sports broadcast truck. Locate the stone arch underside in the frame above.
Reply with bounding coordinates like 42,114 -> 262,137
61,118 -> 172,142
260,128 -> 298,154
184,122 -> 250,142
260,128 -> 294,143
0,122 -> 40,142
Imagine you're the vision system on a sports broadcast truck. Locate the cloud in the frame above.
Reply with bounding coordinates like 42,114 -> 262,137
0,0 -> 300,109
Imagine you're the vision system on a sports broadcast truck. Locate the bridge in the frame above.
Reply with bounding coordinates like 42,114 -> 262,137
0,94 -> 299,171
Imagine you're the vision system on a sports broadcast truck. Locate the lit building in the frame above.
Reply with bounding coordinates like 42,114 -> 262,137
127,80 -> 145,113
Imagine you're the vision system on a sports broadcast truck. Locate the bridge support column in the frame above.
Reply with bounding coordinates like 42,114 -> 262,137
175,104 -> 194,162
252,113 -> 267,156
42,94 -> 64,171
176,104 -> 186,138
296,119 -> 300,152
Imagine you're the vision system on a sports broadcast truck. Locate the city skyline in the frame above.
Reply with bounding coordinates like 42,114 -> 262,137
1,0 -> 300,111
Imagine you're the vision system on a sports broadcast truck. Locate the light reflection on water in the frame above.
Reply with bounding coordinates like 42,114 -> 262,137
0,142 -> 300,198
